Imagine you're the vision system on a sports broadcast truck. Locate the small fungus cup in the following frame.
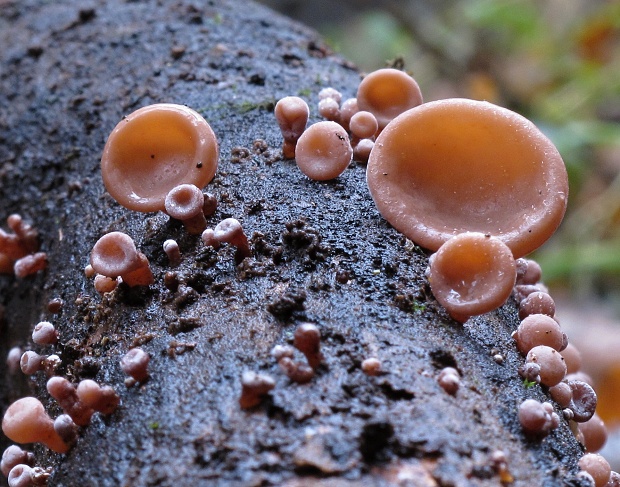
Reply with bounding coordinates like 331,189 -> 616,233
367,99 -> 569,258
101,103 -> 219,213
356,68 -> 423,130
295,121 -> 352,181
164,184 -> 207,234
428,232 -> 516,322
90,232 -> 153,287
274,96 -> 309,159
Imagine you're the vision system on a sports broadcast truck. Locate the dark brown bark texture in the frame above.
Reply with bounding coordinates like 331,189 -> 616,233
0,1 -> 589,486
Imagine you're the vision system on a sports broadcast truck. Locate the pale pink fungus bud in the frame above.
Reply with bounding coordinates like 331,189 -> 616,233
339,97 -> 358,132
518,291 -> 556,319
271,344 -> 294,362
518,399 -> 559,437
239,371 -> 275,409
47,377 -> 94,426
318,87 -> 342,104
202,192 -> 218,217
120,348 -> 150,382
14,253 -> 47,278
201,228 -> 221,249
274,96 -> 309,159
278,357 -> 314,384
607,471 -> 620,487
515,258 -> 543,285
7,347 -> 22,374
163,239 -> 181,266
6,215 -> 37,253
76,380 -> 120,415
525,345 -> 567,387
164,184 -> 207,235
356,68 -> 423,131
2,397 -> 68,453
7,464 -> 34,487
366,99 -> 568,258
437,367 -> 460,395
20,351 -> 44,375
318,98 -> 340,122
561,343 -> 583,374
578,453 -> 611,487
579,414 -> 607,453
94,274 -> 119,294
294,323 -> 322,369
518,362 -> 541,384
53,414 -> 78,446
427,232 -> 516,322
568,380 -> 597,423
31,321 -> 58,346
295,121 -> 352,181
514,314 -> 564,354
90,232 -> 153,287
42,355 -> 61,376
353,138 -> 374,164
101,103 -> 218,213
84,264 -> 95,278
1,446 -> 34,478
549,381 -> 572,408
349,111 -> 378,140
361,357 -> 381,376
213,218 -> 251,262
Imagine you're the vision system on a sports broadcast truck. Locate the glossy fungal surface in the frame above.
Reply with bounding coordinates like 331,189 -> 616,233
367,98 -> 569,258
295,121 -> 352,181
356,68 -> 422,130
427,232 -> 516,322
101,103 -> 218,213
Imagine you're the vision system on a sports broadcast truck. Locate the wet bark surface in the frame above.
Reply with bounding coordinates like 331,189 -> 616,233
0,1 -> 588,486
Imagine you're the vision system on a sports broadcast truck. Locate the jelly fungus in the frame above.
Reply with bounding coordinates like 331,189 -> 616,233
54,414 -> 78,446
578,453 -> 611,487
515,258 -> 543,285
356,68 -> 423,130
579,414 -> 607,452
201,228 -> 221,249
339,97 -> 359,132
437,367 -> 460,395
561,343 -> 583,374
318,97 -> 340,122
94,274 -> 119,294
31,321 -> 58,346
295,121 -> 352,181
353,139 -> 374,164
518,292 -> 556,319
367,99 -> 569,258
2,397 -> 68,453
120,348 -> 150,382
1,446 -> 34,478
239,371 -> 275,409
14,253 -> 47,278
164,184 -> 207,234
20,351 -> 44,376
47,376 -> 94,426
90,231 -> 154,287
6,347 -> 22,374
549,381 -> 572,408
318,87 -> 342,104
278,357 -> 314,384
525,345 -> 567,387
513,314 -> 564,354
349,111 -> 378,140
361,357 -> 381,376
293,323 -> 322,369
76,380 -> 120,415
202,192 -> 218,217
568,380 -> 597,423
213,218 -> 251,262
101,103 -> 218,213
427,232 -> 516,322
518,399 -> 559,437
274,96 -> 309,159
8,464 -> 35,487
163,239 -> 182,267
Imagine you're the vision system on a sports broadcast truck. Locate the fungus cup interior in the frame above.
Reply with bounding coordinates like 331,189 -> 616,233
101,103 -> 218,212
367,98 -> 569,258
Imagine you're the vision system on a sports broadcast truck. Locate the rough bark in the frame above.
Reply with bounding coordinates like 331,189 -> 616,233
0,1 -> 588,486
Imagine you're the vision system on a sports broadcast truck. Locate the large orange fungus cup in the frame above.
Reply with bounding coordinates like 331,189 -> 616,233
101,103 -> 219,213
367,98 -> 569,258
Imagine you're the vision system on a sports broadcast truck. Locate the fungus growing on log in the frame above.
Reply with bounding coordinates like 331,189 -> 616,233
1,446 -> 34,478
90,232 -> 153,287
2,397 -> 68,453
164,184 -> 207,235
239,371 -> 275,409
356,68 -> 423,130
294,121 -> 352,181
101,103 -> 219,213
427,232 -> 516,322
213,218 -> 251,262
367,98 -> 569,258
274,96 -> 309,159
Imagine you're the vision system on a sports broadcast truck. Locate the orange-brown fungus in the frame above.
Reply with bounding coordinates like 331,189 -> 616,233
356,68 -> 423,130
367,98 -> 569,258
428,232 -> 516,322
90,231 -> 153,287
101,103 -> 219,213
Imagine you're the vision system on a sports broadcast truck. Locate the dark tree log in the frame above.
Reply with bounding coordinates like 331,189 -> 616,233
0,1 -> 588,486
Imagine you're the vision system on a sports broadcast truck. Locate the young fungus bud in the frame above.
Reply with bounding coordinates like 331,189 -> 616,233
1,446 -> 34,478
294,121 -> 352,181
164,184 -> 207,235
31,321 -> 58,346
120,348 -> 150,383
239,371 -> 275,409
274,96 -> 309,159
90,231 -> 153,287
293,323 -> 322,370
213,218 -> 251,262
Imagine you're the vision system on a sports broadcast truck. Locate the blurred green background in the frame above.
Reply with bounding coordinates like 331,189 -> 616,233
259,0 -> 620,310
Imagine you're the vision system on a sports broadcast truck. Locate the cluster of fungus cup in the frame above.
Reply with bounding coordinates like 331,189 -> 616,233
270,323 -> 322,385
100,103 -> 219,213
90,231 -> 153,287
0,214 -> 46,278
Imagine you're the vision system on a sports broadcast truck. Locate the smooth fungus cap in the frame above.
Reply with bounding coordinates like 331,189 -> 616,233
101,103 -> 218,213
367,98 -> 569,258
295,121 -> 352,181
428,232 -> 516,322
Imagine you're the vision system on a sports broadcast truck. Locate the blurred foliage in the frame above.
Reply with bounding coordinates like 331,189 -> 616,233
316,0 -> 620,300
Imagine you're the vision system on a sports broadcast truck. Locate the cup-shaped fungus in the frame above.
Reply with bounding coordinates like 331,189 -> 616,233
1,446 -> 34,478
295,121 -> 352,181
213,218 -> 251,262
427,232 -> 516,322
90,232 -> 153,287
120,348 -> 150,383
356,68 -> 423,131
47,377 -> 94,426
164,184 -> 207,234
513,314 -> 564,354
2,397 -> 68,453
525,345 -> 567,387
31,321 -> 58,346
101,103 -> 219,213
274,96 -> 309,159
239,371 -> 275,409
349,111 -> 378,140
76,380 -> 120,415
367,99 -> 569,258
